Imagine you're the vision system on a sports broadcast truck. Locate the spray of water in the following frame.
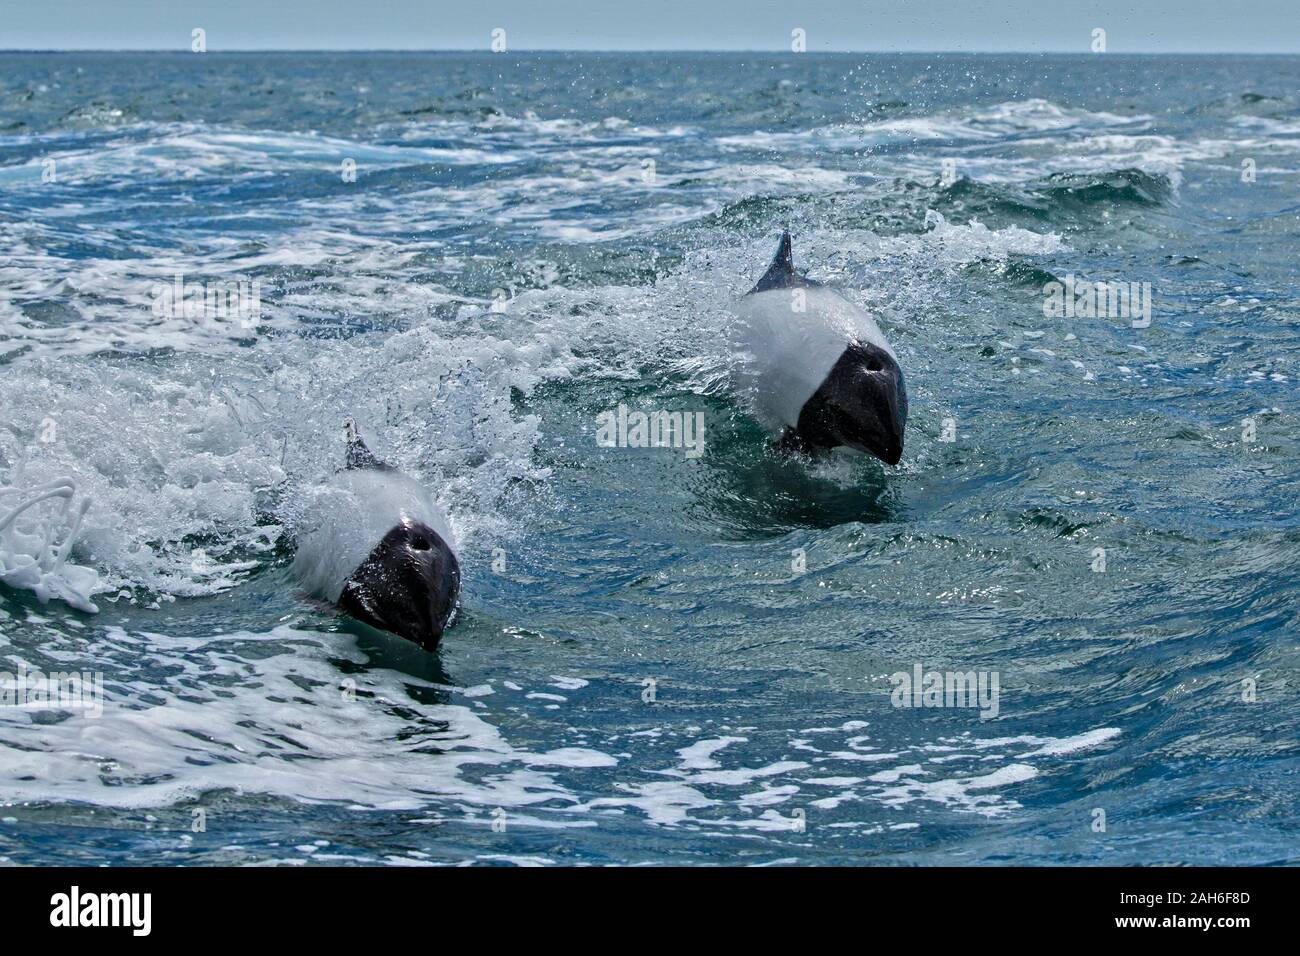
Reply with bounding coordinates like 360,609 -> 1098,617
0,476 -> 100,612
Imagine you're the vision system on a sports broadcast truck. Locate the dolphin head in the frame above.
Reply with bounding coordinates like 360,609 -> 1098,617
338,519 -> 461,650
796,342 -> 908,465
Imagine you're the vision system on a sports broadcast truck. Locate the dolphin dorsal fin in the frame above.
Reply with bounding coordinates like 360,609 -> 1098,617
343,417 -> 393,471
747,230 -> 819,295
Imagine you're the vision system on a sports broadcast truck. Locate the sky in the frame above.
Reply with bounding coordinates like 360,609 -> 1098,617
3,0 -> 1299,53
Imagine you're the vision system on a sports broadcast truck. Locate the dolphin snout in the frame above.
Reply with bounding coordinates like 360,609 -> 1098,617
851,363 -> 907,465
338,520 -> 461,650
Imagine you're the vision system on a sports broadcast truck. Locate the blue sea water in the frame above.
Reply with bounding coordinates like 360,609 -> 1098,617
0,52 -> 1298,866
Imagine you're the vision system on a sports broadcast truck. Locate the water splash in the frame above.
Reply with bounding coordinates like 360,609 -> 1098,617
0,476 -> 100,613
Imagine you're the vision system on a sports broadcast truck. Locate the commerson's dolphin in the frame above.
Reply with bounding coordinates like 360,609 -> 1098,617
732,231 -> 908,464
290,419 -> 460,650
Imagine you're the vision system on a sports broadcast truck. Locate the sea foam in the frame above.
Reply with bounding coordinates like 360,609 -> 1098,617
0,477 -> 100,613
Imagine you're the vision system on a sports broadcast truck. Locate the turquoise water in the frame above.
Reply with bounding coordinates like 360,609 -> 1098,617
0,52 -> 1297,865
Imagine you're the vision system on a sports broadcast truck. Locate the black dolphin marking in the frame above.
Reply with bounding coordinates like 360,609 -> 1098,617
775,343 -> 908,465
333,417 -> 461,650
746,230 -> 822,295
338,519 -> 461,651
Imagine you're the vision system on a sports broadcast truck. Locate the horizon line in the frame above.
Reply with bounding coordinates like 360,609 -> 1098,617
4,47 -> 1300,56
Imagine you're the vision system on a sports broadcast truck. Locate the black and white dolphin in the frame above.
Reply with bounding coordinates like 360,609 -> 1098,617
732,232 -> 908,464
291,419 -> 460,650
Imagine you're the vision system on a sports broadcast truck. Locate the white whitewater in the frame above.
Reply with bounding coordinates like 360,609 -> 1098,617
0,477 -> 100,613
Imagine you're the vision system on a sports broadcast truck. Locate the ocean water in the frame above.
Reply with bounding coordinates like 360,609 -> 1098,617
1,51 -> 1298,866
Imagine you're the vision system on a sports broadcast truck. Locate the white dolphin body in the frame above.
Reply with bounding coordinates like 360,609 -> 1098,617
729,232 -> 908,463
